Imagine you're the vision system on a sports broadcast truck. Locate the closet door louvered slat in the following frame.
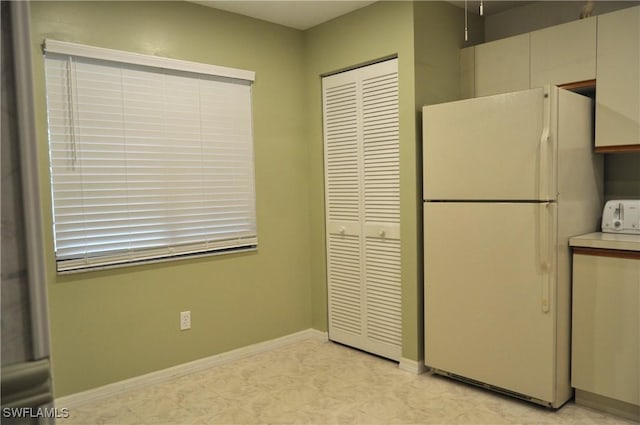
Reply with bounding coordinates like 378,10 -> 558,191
365,237 -> 401,351
327,234 -> 362,336
322,58 -> 400,361
325,81 -> 360,224
323,74 -> 364,347
362,63 -> 401,360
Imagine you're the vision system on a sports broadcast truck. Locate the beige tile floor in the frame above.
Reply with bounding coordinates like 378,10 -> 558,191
59,338 -> 637,425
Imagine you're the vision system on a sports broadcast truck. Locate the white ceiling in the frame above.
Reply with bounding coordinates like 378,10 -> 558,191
192,1 -> 377,30
447,1 -> 534,16
192,1 -> 533,31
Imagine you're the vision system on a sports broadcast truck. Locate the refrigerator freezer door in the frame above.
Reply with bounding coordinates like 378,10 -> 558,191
424,202 -> 560,404
423,87 -> 556,201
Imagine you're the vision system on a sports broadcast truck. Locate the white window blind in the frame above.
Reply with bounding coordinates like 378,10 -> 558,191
43,40 -> 257,272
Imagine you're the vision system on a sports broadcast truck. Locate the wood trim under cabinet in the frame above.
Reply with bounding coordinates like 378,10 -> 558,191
595,144 -> 640,153
573,246 -> 640,260
559,79 -> 596,91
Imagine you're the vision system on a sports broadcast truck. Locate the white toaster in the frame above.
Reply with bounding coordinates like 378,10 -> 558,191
601,200 -> 640,234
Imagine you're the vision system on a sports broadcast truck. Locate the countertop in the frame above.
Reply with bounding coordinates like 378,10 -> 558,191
569,232 -> 640,252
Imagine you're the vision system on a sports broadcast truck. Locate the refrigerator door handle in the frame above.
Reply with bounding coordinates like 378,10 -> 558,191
539,203 -> 554,314
538,86 -> 552,202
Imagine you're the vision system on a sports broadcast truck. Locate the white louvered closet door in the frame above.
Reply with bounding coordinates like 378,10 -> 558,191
322,58 -> 401,361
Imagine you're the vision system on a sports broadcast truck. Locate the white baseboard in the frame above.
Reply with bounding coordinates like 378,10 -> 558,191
399,357 -> 427,374
56,328 -> 328,409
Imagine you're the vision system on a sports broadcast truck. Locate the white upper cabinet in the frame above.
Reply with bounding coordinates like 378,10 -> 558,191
475,33 -> 530,97
596,6 -> 640,151
530,17 -> 597,88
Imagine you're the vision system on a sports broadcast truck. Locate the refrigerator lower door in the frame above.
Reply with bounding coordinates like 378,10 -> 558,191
424,202 -> 563,406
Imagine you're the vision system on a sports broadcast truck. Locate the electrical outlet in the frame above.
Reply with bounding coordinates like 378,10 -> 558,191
180,311 -> 191,330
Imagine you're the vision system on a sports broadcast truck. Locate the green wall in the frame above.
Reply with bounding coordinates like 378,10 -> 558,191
30,0 -> 467,396
604,153 -> 640,199
414,1 -> 484,107
30,1 -> 312,397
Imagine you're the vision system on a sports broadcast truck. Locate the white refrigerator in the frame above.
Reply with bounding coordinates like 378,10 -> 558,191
422,86 -> 603,408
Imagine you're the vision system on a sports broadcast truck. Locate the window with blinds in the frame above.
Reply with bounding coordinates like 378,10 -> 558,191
43,40 -> 257,272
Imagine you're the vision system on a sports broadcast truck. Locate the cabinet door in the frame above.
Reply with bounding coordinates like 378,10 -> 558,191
530,17 -> 596,88
596,6 -> 640,150
572,252 -> 640,407
475,33 -> 530,97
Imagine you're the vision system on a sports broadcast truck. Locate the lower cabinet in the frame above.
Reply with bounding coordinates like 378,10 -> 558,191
571,247 -> 640,422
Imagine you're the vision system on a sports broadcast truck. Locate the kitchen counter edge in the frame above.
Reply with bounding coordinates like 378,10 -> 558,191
569,232 -> 640,252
